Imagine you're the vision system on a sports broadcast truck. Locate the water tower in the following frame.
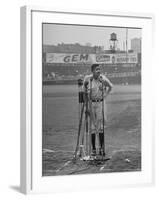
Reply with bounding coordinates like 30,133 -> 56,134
109,33 -> 118,52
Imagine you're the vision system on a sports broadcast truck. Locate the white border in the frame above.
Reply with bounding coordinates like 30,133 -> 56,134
20,6 -> 154,194
20,6 -> 32,194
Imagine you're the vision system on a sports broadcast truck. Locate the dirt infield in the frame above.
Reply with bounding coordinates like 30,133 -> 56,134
42,85 -> 141,176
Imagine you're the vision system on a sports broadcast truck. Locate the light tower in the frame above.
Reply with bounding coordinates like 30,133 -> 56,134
109,33 -> 118,53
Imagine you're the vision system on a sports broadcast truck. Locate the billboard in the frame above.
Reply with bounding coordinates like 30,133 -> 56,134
46,53 -> 92,64
46,53 -> 138,64
115,54 -> 138,63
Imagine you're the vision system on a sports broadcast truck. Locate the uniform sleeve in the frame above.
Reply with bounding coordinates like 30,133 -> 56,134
83,75 -> 90,91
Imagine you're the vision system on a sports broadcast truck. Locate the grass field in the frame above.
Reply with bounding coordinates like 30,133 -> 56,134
42,84 -> 141,176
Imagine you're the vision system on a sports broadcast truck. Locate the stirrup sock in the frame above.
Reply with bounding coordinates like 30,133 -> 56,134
91,133 -> 96,150
99,132 -> 104,148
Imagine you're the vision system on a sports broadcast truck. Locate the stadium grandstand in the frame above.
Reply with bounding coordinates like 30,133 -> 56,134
42,42 -> 141,85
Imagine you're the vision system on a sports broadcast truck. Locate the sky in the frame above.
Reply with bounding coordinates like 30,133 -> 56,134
43,24 -> 141,50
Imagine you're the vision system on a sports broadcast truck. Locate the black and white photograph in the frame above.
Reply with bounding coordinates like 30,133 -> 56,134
42,23 -> 141,176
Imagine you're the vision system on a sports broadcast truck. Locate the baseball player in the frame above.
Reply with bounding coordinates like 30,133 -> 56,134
83,64 -> 113,156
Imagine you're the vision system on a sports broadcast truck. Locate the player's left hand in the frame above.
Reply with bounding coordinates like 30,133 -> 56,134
99,84 -> 103,91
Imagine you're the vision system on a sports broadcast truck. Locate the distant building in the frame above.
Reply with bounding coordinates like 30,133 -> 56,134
131,38 -> 141,53
85,42 -> 92,47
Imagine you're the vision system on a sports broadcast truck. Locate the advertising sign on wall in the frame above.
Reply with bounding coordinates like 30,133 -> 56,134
46,53 -> 138,64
